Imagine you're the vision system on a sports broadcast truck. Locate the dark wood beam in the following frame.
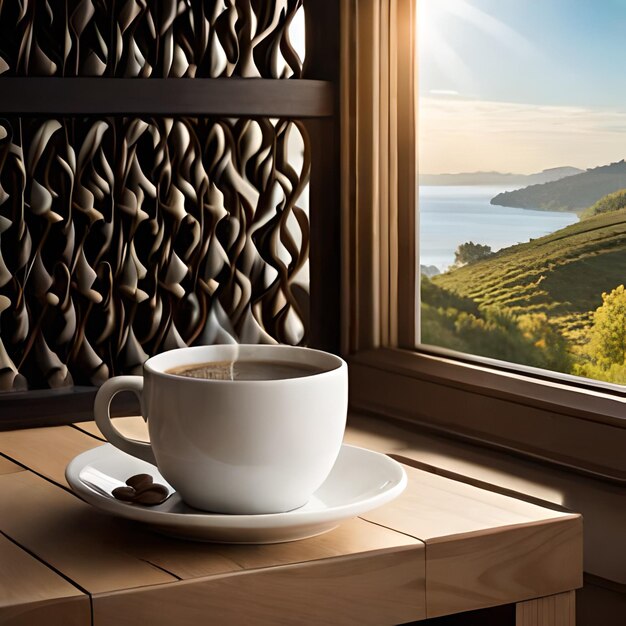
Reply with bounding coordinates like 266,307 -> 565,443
0,78 -> 335,117
0,387 -> 139,430
304,0 -> 342,354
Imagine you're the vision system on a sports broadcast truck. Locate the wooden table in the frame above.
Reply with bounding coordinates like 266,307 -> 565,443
0,417 -> 582,626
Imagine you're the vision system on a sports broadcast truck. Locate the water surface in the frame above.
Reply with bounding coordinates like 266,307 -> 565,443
419,186 -> 579,272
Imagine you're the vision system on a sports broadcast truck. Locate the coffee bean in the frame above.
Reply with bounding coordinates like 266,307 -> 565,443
112,486 -> 137,501
126,473 -> 153,490
135,482 -> 168,496
134,486 -> 169,506
112,475 -> 169,506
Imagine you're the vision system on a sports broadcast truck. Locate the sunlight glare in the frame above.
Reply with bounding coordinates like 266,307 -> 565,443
289,5 -> 306,68
419,0 -> 538,95
446,0 -> 536,58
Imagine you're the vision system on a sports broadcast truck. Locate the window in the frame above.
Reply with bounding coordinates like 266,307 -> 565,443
341,0 -> 626,482
418,0 -> 626,389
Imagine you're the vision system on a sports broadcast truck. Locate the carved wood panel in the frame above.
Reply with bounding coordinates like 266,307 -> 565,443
0,0 -> 305,78
0,116 -> 310,391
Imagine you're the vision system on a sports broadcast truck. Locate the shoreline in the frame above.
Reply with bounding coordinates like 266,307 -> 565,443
419,185 -> 579,273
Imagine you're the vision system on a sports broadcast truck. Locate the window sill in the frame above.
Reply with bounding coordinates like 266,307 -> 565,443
348,348 -> 626,482
345,411 -> 626,587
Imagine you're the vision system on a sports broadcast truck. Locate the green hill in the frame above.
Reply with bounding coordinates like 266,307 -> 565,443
430,208 -> 626,342
491,160 -> 626,211
581,188 -> 626,219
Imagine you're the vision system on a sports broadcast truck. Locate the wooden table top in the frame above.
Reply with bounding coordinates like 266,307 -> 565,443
0,416 -> 582,626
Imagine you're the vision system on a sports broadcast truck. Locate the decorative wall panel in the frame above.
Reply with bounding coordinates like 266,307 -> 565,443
0,116 -> 310,391
0,0 -> 305,78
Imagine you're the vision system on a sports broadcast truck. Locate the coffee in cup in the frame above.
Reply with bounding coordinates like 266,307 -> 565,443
93,344 -> 348,514
166,360 -> 324,381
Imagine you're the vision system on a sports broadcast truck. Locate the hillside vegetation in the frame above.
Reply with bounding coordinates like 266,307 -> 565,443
421,277 -> 572,372
490,160 -> 626,211
581,188 -> 626,219
429,208 -> 626,343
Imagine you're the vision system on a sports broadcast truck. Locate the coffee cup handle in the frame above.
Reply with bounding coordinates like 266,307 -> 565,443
93,376 -> 157,466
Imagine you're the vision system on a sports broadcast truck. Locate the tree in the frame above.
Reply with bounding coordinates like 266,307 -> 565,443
420,290 -> 572,374
454,241 -> 493,266
452,307 -> 571,372
577,285 -> 626,379
581,188 -> 626,219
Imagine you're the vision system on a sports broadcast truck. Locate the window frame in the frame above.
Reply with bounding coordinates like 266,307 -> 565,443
340,0 -> 626,483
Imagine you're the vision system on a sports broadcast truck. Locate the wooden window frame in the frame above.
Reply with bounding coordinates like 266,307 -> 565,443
341,0 -> 626,483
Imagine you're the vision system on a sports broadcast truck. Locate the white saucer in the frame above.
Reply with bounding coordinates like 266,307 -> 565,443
65,443 -> 407,543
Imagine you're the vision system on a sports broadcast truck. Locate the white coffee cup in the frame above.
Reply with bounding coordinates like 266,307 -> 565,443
93,344 -> 348,514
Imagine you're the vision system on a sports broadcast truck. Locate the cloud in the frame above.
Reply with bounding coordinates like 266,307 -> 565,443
429,89 -> 460,97
420,97 -> 626,174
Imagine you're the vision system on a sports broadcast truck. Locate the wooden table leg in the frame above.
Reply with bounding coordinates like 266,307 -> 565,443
516,591 -> 576,626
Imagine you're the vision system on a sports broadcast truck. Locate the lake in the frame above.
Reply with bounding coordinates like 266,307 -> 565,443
419,185 -> 579,273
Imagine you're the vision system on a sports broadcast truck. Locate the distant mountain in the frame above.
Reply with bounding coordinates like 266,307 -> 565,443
420,264 -> 441,278
420,166 -> 583,187
526,166 -> 586,186
491,160 -> 626,211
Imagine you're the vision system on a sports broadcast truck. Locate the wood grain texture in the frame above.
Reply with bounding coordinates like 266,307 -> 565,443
0,428 -> 425,597
361,464 -> 571,540
0,533 -> 90,626
339,0 -> 417,351
0,470 -> 175,593
426,518 -> 582,618
0,425 -> 105,486
93,544 -> 426,626
359,464 -> 582,617
123,517 -> 421,582
237,516 -> 414,561
516,591 -> 576,626
347,412 -> 625,586
73,422 -> 427,578
0,422 -> 583,625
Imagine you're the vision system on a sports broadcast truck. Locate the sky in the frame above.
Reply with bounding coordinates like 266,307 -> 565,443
419,0 -> 626,174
